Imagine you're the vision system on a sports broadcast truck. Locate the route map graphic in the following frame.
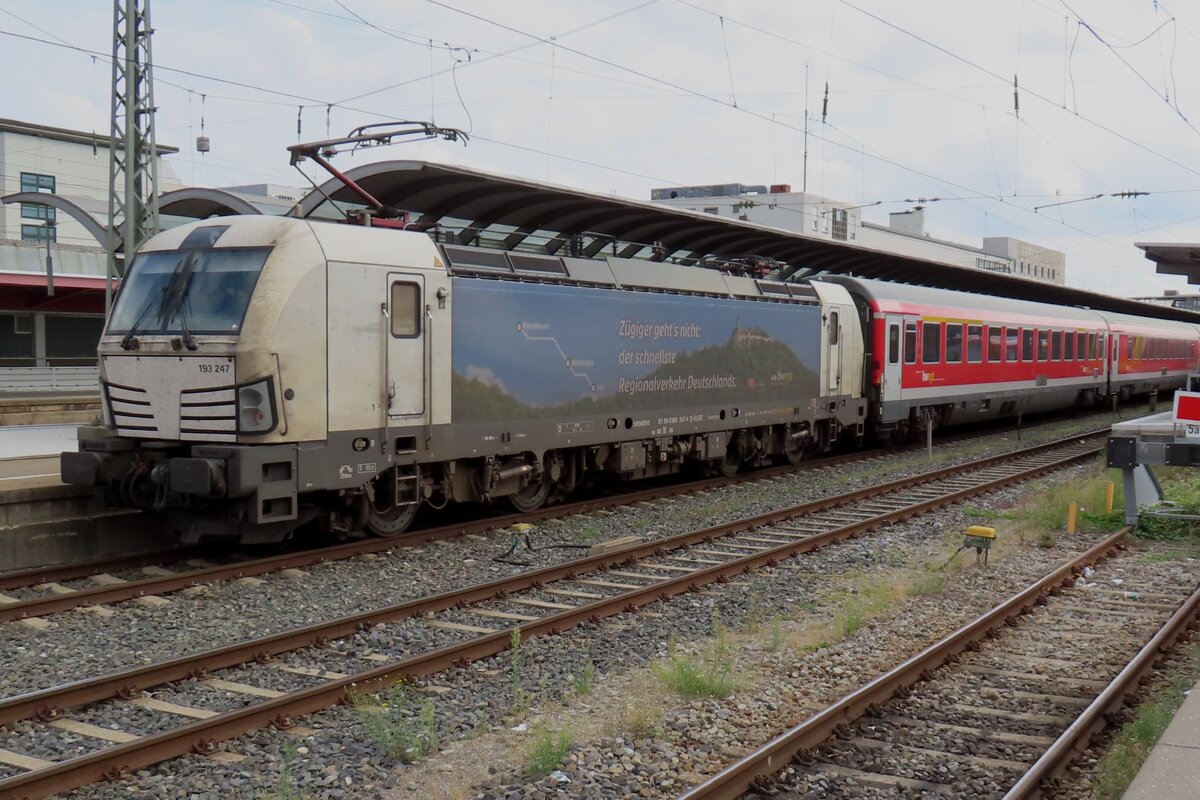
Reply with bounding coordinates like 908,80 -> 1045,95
515,321 -> 598,393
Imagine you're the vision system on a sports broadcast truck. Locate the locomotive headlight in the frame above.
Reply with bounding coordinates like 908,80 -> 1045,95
237,378 -> 276,434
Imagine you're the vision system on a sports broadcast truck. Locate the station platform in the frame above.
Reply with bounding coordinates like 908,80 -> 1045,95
0,391 -> 100,426
1123,675 -> 1200,798
0,426 -> 89,528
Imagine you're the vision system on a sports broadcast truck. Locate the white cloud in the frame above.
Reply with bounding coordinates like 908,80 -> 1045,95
464,364 -> 507,393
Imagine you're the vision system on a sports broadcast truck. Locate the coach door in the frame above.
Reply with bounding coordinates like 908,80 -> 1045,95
882,315 -> 903,402
385,273 -> 427,417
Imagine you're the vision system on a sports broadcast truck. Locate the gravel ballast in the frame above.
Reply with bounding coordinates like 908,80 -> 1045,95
0,413 -> 1133,799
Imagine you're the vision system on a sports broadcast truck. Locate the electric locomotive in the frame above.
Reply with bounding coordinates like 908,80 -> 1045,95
62,215 -> 867,543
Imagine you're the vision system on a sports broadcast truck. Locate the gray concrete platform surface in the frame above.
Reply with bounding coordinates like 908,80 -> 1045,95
0,423 -> 78,459
1123,675 -> 1200,799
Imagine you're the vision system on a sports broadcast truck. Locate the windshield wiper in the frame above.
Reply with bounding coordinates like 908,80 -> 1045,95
120,287 -> 164,350
157,252 -> 203,351
177,301 -> 198,351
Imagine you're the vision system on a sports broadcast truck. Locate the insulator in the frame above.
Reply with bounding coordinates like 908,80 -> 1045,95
195,135 -> 210,153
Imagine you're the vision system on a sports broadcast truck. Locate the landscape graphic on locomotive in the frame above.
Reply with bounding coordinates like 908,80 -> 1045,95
60,215 -> 1200,544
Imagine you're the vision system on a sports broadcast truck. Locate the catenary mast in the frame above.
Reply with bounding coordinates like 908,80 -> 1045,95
105,0 -> 160,311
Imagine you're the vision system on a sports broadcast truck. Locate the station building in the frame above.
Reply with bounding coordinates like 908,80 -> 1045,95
0,118 -> 182,391
0,118 -> 299,393
651,183 -> 1066,285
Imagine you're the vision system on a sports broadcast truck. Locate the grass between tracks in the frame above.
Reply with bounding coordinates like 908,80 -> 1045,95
1090,641 -> 1200,799
367,436 -> 1140,798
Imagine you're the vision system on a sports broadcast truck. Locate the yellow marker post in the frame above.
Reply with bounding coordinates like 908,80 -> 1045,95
1067,502 -> 1079,534
1105,482 -> 1115,514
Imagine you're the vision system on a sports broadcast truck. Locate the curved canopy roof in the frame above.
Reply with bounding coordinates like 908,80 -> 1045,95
159,187 -> 262,218
292,160 -> 1200,323
1,192 -> 110,246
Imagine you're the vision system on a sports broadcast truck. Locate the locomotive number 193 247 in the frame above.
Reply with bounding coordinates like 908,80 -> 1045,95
197,363 -> 231,374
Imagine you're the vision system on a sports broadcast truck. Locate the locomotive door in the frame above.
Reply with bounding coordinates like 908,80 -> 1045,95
827,309 -> 842,394
385,272 -> 426,417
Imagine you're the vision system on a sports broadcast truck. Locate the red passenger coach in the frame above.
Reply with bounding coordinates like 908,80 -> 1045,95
821,276 -> 1200,441
1101,312 -> 1200,400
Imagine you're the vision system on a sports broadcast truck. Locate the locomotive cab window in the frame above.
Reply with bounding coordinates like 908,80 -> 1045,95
922,322 -> 941,363
390,282 -> 422,338
829,311 -> 839,345
904,322 -> 917,364
967,325 -> 983,363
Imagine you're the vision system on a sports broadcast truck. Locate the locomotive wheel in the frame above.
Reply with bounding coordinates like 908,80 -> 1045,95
365,471 -> 419,537
509,479 -> 550,513
718,444 -> 741,478
783,435 -> 806,466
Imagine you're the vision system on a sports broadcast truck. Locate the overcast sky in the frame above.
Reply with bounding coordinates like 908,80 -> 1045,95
3,0 -> 1199,297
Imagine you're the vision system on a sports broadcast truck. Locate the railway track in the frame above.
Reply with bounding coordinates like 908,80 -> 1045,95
0,430 -> 1107,798
679,532 -> 1200,800
0,417 -> 1104,623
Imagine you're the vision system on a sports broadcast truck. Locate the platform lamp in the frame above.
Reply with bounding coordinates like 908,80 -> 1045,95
42,215 -> 54,297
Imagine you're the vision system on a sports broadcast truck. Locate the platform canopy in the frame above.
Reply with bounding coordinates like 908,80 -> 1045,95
1136,242 -> 1200,286
289,160 -> 1200,323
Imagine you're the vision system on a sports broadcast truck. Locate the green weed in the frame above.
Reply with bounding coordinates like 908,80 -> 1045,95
258,741 -> 309,800
906,571 -> 945,597
570,651 -> 597,696
1092,645 -> 1200,798
510,629 -> 527,712
653,627 -> 737,699
525,725 -> 573,777
765,615 -> 786,652
349,683 -> 437,763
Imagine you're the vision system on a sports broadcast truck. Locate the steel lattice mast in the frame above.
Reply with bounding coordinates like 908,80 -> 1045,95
105,0 -> 160,311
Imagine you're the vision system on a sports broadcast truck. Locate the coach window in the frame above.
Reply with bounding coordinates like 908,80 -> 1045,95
1021,329 -> 1034,362
967,324 -> 983,363
1005,328 -> 1019,362
1088,333 -> 1097,359
1064,330 -> 1075,360
922,322 -> 941,363
987,326 -> 1002,361
1037,330 -> 1049,361
1078,332 -> 1088,360
1051,331 -> 1062,361
945,324 -> 963,363
904,322 -> 917,364
390,282 -> 422,337
888,324 -> 900,364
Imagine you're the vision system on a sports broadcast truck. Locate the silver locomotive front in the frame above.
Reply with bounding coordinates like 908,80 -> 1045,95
63,216 -> 330,542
